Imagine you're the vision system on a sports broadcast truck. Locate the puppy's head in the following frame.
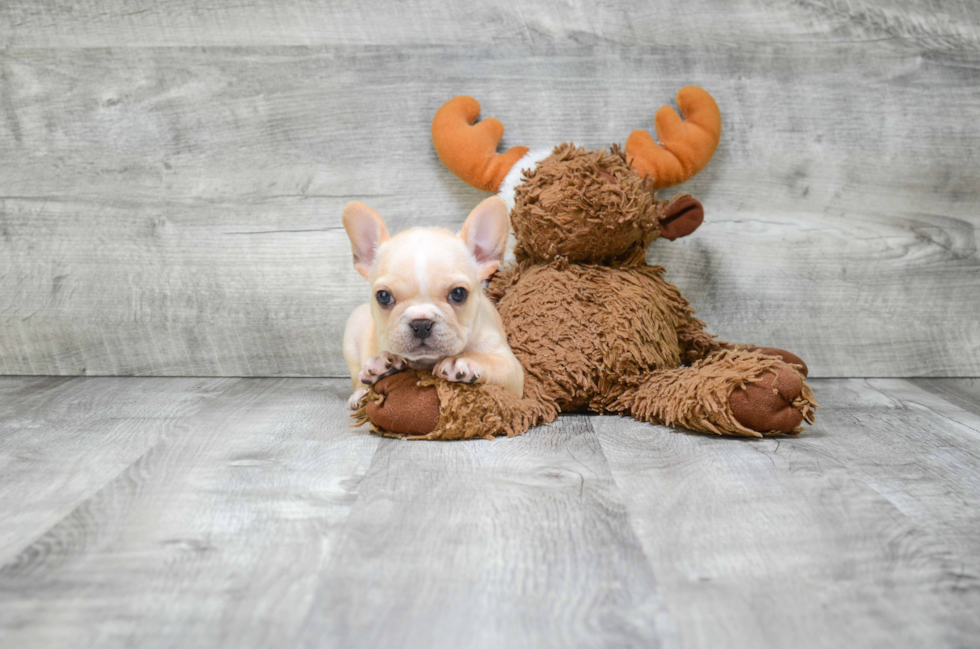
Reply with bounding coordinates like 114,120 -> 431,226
342,196 -> 509,363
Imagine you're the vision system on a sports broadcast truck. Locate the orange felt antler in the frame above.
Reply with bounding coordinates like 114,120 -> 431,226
431,96 -> 529,192
625,86 -> 722,189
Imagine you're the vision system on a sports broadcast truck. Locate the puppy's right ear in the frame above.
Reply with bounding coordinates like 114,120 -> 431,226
342,202 -> 390,279
460,196 -> 510,281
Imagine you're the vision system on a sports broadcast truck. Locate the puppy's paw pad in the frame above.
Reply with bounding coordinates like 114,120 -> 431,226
380,351 -> 407,371
348,388 -> 369,411
435,357 -> 484,384
359,354 -> 406,385
357,367 -> 379,385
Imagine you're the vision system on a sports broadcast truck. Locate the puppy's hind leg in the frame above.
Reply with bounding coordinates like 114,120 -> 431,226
344,303 -> 380,411
348,387 -> 369,411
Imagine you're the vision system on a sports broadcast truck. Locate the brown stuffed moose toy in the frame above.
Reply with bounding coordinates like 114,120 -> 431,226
354,86 -> 816,439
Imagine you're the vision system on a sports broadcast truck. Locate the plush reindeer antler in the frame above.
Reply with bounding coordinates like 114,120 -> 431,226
431,96 -> 529,192
625,86 -> 721,189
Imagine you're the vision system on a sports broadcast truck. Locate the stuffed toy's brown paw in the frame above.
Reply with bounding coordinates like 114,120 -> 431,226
729,364 -> 813,434
747,346 -> 808,377
353,370 -> 549,440
363,372 -> 441,436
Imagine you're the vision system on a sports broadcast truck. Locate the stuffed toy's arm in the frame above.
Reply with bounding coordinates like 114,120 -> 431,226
677,317 -> 731,364
676,321 -> 810,377
485,263 -> 525,304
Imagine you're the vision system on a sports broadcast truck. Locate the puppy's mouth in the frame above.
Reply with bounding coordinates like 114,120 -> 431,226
400,340 -> 448,361
391,335 -> 462,363
383,316 -> 466,362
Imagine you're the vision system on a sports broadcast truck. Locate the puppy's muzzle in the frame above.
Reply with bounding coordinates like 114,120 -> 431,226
409,318 -> 434,341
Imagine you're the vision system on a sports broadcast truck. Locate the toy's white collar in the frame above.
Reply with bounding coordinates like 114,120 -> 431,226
496,147 -> 554,210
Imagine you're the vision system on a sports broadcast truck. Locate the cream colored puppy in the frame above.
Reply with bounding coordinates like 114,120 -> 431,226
342,196 -> 524,411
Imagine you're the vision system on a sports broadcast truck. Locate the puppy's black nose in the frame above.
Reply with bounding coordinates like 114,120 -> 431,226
409,319 -> 434,340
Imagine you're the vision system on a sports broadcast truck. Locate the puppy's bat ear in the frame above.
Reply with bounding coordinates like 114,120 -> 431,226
460,196 -> 509,280
342,202 -> 390,279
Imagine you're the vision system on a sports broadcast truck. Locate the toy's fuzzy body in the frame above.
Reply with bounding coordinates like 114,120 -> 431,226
491,254 -> 816,437
354,88 -> 817,440
491,260 -> 698,413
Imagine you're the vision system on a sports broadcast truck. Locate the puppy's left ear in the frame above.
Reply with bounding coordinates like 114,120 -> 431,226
342,202 -> 390,279
460,196 -> 509,280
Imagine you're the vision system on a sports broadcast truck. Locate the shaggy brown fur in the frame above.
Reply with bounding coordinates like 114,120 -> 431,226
358,143 -> 817,440
354,370 -> 547,440
489,259 -> 707,412
511,145 -> 660,263
614,349 -> 816,438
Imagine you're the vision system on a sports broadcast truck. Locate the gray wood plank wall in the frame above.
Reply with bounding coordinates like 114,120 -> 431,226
1,0 -> 978,378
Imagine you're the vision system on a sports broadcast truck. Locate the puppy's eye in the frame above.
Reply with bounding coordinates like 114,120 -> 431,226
449,287 -> 468,304
376,290 -> 393,306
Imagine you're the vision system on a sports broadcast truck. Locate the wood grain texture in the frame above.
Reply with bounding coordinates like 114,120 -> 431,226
593,378 -> 980,648
1,377 -> 980,647
1,0 -> 979,377
297,416 -> 672,649
913,377 -> 980,418
2,0 -> 979,49
0,376 -> 231,563
0,377 -> 379,649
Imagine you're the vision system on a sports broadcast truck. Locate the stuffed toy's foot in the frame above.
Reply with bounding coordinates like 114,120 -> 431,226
746,346 -> 808,377
353,371 -> 552,440
357,371 -> 442,436
614,349 -> 817,437
729,363 -> 811,433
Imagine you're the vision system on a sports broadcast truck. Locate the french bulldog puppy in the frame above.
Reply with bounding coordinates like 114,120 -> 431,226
342,196 -> 524,411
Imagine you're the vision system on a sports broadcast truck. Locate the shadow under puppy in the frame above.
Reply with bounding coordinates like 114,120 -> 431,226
343,196 -> 524,412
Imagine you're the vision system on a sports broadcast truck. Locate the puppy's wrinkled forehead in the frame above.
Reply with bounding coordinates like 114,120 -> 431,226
372,228 -> 477,292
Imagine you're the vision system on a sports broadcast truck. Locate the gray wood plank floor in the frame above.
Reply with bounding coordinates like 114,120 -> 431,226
1,377 -> 978,648
2,0 -> 979,378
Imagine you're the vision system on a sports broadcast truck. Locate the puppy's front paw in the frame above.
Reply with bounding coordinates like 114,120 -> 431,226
348,387 -> 369,411
434,356 -> 484,385
358,352 -> 407,385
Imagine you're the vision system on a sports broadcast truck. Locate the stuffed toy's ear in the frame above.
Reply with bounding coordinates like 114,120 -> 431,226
460,196 -> 510,280
342,202 -> 390,279
659,194 -> 704,241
